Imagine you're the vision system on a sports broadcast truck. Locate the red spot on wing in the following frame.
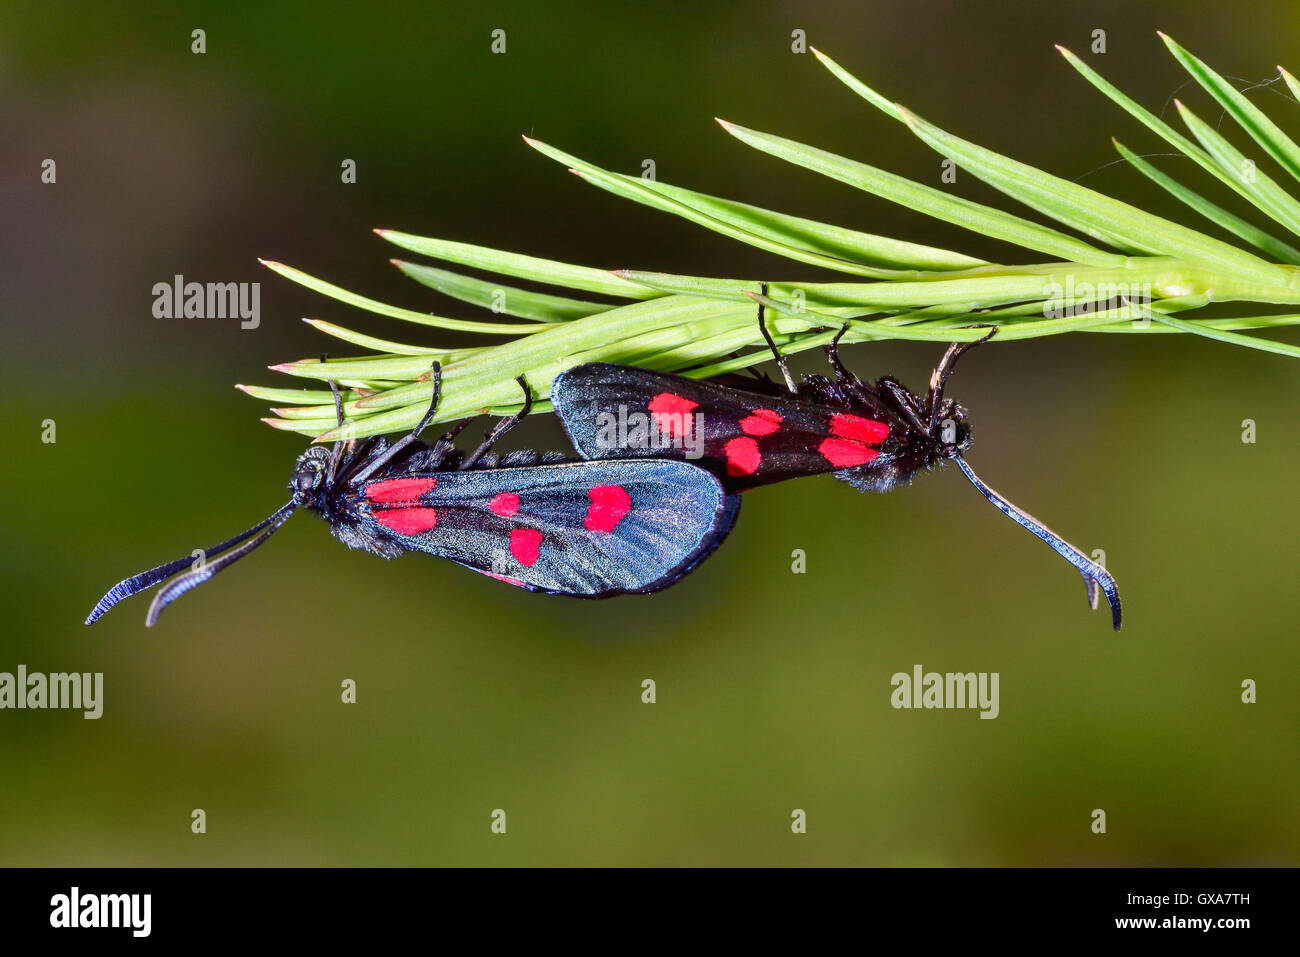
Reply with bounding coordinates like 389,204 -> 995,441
829,412 -> 888,444
648,392 -> 698,437
724,436 -> 761,476
490,492 -> 520,517
586,484 -> 632,533
485,571 -> 526,588
819,438 -> 879,468
510,528 -> 543,567
375,507 -> 439,535
740,408 -> 782,436
366,477 -> 437,503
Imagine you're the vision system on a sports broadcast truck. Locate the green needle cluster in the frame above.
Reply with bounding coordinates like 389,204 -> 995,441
246,34 -> 1300,442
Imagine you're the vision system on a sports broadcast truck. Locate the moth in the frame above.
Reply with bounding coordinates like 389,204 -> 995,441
551,294 -> 1122,629
86,366 -> 739,626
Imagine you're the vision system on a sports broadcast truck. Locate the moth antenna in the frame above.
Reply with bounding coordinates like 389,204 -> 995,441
953,457 -> 1121,631
144,502 -> 299,627
85,501 -> 298,625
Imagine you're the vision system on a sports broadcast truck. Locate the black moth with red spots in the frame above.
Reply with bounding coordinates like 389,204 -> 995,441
550,354 -> 950,496
552,304 -> 1122,630
86,368 -> 739,627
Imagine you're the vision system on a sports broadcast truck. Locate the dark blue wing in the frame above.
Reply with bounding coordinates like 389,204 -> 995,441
358,460 -> 736,596
552,362 -> 891,492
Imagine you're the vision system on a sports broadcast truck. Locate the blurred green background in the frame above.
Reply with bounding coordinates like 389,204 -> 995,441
2,0 -> 1296,865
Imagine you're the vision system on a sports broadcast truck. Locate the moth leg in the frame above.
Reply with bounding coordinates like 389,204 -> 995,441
927,326 -> 998,431
755,282 -> 798,394
727,350 -> 771,384
440,417 -> 475,443
348,361 -> 443,485
324,361 -> 347,483
717,350 -> 776,387
882,378 -> 930,434
460,376 -> 532,470
825,323 -> 853,382
425,416 -> 476,469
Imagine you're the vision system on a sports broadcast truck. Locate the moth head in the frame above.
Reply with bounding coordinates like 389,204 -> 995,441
290,445 -> 332,502
930,398 -> 972,458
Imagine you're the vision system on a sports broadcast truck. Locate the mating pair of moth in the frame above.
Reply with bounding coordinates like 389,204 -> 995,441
87,301 -> 1121,630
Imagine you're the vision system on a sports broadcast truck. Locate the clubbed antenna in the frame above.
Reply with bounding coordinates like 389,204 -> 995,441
954,457 -> 1122,630
85,501 -> 298,625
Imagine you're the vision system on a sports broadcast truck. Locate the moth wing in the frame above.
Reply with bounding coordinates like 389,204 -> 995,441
552,362 -> 890,491
359,460 -> 735,596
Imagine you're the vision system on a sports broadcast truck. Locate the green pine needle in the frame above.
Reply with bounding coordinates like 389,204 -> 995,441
249,34 -> 1300,441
